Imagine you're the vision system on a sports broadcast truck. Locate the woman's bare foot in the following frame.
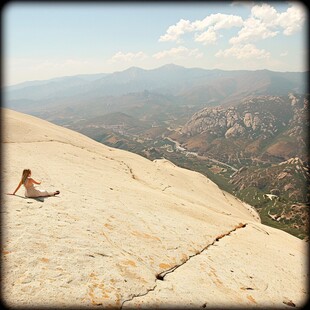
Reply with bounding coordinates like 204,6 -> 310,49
54,191 -> 60,196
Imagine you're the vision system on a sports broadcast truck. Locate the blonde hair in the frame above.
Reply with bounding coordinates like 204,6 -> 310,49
21,169 -> 31,184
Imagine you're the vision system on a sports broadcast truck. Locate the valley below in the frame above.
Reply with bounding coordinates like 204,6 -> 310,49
63,94 -> 309,240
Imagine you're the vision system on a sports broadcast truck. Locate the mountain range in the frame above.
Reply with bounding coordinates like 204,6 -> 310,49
5,64 -> 307,118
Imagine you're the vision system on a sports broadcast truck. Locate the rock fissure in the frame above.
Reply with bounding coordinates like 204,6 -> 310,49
162,185 -> 172,192
121,222 -> 247,308
120,282 -> 157,309
156,222 -> 247,281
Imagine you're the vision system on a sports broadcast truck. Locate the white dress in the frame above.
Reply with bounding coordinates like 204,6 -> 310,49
24,179 -> 53,198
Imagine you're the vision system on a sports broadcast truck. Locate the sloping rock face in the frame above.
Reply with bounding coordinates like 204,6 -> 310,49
2,109 -> 308,308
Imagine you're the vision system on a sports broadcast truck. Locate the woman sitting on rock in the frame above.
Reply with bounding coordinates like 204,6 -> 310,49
10,169 -> 60,198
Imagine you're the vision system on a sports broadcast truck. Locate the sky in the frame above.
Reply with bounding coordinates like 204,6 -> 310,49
2,1 -> 308,86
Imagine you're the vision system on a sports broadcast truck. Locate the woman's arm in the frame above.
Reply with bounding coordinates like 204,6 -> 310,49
29,178 -> 41,185
12,180 -> 22,195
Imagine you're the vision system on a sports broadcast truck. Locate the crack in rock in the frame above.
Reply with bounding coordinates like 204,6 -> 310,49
120,282 -> 157,309
162,185 -> 171,192
156,222 -> 247,281
121,222 -> 247,308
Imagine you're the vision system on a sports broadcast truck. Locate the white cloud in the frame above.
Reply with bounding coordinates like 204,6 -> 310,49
192,13 -> 243,31
216,44 -> 270,60
159,14 -> 243,44
229,17 -> 278,44
213,14 -> 244,30
159,3 -> 305,47
275,3 -> 306,35
231,3 -> 306,44
194,27 -> 217,45
108,51 -> 147,63
159,19 -> 194,42
251,3 -> 278,24
251,2 -> 306,35
153,46 -> 203,60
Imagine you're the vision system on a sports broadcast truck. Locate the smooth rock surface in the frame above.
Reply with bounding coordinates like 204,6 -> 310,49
2,109 -> 308,308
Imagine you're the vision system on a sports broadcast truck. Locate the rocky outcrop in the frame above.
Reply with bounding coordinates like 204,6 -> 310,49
182,95 -> 293,139
179,94 -> 309,163
242,111 -> 261,130
229,156 -> 309,237
225,123 -> 246,138
181,107 -> 233,136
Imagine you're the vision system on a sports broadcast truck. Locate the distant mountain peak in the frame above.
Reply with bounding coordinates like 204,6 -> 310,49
124,66 -> 145,72
161,63 -> 184,68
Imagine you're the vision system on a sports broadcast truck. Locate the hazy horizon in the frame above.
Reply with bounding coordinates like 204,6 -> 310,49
3,1 -> 308,86
5,63 -> 309,88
